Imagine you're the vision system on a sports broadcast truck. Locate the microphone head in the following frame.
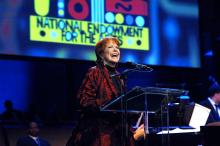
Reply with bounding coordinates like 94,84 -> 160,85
118,61 -> 135,68
125,61 -> 136,68
119,61 -> 153,72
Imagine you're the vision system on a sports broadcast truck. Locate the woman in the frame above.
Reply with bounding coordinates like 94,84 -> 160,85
66,36 -> 133,146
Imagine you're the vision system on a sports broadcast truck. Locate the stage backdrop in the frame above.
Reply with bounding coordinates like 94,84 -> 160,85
0,0 -> 200,67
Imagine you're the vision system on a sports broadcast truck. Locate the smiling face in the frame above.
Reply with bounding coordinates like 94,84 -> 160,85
95,37 -> 120,67
101,40 -> 120,67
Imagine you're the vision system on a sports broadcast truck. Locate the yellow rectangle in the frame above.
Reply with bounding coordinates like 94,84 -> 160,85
30,15 -> 149,50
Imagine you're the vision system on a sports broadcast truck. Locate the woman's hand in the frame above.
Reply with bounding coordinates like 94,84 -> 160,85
133,124 -> 146,141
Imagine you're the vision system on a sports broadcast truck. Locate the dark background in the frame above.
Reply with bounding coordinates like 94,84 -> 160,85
0,0 -> 220,123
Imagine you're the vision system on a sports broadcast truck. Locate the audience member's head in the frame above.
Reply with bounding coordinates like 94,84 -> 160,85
209,83 -> 220,104
1,100 -> 24,123
27,121 -> 40,137
4,100 -> 13,111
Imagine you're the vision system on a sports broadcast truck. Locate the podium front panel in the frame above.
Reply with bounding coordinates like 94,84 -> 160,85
100,86 -> 188,113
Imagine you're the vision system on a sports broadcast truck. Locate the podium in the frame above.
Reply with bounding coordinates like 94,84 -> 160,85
100,86 -> 188,146
101,86 -> 188,112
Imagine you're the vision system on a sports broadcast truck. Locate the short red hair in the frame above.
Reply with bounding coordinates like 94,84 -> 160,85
95,37 -> 120,62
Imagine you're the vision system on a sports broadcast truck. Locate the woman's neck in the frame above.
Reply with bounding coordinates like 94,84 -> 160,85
103,60 -> 116,68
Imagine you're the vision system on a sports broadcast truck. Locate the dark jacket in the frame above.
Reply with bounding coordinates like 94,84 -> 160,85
16,136 -> 50,146
200,98 -> 220,124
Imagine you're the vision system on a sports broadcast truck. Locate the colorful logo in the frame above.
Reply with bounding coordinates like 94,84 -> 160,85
30,0 -> 149,50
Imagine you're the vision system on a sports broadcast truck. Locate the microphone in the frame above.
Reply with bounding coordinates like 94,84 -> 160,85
111,62 -> 153,77
124,61 -> 153,71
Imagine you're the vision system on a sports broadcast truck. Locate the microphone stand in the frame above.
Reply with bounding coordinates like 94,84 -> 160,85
112,69 -> 133,146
